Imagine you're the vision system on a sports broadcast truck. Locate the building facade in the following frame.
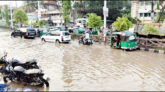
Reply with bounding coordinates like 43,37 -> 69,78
131,1 -> 159,23
37,1 -> 64,26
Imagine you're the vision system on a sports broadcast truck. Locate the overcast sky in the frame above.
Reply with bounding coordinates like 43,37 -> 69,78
0,1 -> 23,7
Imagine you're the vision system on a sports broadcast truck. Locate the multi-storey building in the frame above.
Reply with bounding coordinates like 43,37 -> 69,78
131,1 -> 159,23
34,1 -> 65,26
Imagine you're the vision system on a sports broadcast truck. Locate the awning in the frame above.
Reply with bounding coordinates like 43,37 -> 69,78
138,9 -> 151,13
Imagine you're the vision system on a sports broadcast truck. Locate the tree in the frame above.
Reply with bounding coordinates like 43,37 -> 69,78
31,21 -> 38,27
113,16 -> 132,31
156,1 -> 165,22
122,14 -> 141,24
38,20 -> 44,27
1,5 -> 10,26
86,13 -> 103,28
62,0 -> 72,27
142,24 -> 158,34
13,9 -> 28,26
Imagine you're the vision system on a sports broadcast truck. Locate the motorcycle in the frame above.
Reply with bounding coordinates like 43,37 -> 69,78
3,66 -> 49,87
79,37 -> 93,45
0,57 -> 39,74
8,59 -> 39,70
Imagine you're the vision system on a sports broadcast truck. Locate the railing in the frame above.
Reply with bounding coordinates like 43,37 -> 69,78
136,38 -> 165,48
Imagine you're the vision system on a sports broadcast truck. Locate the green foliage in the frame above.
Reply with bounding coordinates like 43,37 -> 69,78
122,14 -> 141,24
31,22 -> 38,27
1,5 -> 10,26
30,20 -> 44,27
62,0 -> 72,26
113,17 -> 132,31
13,9 -> 28,24
141,24 -> 158,35
157,2 -> 160,10
155,12 -> 165,23
86,13 -> 103,28
24,21 -> 28,25
38,20 -> 44,27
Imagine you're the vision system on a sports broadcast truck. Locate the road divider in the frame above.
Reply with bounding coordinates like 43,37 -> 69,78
140,47 -> 165,54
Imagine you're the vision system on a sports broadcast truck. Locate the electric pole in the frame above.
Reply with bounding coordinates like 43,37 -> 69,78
103,0 -> 108,41
38,1 -> 41,21
10,4 -> 13,29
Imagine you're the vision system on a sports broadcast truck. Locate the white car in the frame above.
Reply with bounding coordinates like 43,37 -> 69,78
41,31 -> 71,43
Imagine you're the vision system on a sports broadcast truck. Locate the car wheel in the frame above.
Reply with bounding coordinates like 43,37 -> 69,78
42,38 -> 46,42
56,40 -> 61,44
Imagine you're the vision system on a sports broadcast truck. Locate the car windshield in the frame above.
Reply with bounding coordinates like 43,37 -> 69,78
14,30 -> 20,32
128,36 -> 135,41
27,29 -> 36,32
63,32 -> 70,36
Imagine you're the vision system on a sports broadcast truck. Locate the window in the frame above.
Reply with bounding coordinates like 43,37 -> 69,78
144,13 -> 151,17
154,12 -> 156,16
50,33 -> 60,36
145,1 -> 151,6
63,32 -> 70,36
129,36 -> 135,41
140,13 -> 143,17
141,1 -> 145,6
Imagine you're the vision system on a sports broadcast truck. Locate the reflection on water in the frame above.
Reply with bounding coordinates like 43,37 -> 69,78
0,29 -> 165,91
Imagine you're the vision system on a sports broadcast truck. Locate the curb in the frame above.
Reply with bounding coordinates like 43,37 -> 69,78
140,48 -> 165,54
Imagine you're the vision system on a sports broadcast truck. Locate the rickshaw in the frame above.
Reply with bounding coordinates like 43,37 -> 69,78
110,31 -> 138,50
39,28 -> 49,36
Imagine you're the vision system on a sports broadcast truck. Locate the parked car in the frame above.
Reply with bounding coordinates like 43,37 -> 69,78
41,31 -> 71,43
11,29 -> 23,38
17,28 -> 36,39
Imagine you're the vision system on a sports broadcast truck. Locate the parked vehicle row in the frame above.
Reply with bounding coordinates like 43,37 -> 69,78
10,26 -> 139,50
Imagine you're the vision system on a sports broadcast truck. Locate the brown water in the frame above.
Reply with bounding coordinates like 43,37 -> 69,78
0,28 -> 165,91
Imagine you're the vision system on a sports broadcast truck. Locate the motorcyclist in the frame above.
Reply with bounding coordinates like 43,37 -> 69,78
83,28 -> 91,43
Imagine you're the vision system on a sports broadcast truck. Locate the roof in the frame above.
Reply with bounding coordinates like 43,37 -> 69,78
112,31 -> 134,36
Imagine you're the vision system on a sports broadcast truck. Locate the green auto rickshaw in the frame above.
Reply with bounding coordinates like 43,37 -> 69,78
110,31 -> 138,50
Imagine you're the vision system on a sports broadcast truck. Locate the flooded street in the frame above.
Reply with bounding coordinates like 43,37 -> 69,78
0,28 -> 165,91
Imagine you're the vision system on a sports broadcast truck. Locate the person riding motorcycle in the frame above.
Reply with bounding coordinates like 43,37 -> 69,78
83,32 -> 90,42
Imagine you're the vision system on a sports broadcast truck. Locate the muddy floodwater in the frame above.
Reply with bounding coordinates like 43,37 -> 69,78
0,28 -> 165,91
